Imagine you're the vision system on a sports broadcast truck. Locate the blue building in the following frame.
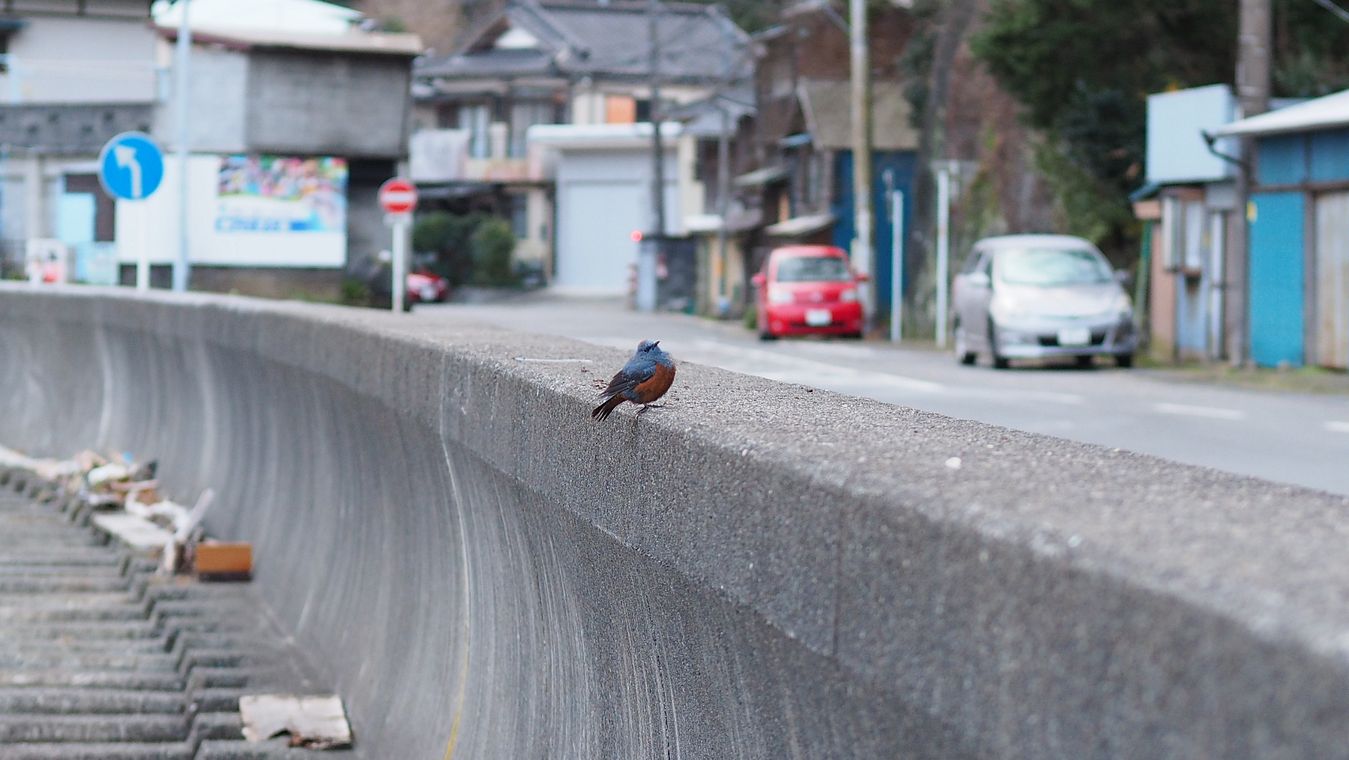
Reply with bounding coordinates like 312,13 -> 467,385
1215,89 -> 1349,369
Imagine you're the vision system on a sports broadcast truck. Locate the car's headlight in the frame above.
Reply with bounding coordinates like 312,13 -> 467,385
768,286 -> 794,304
1109,292 -> 1133,321
839,288 -> 858,302
990,295 -> 1026,321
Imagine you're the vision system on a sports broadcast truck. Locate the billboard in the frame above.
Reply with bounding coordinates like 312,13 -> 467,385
216,155 -> 347,234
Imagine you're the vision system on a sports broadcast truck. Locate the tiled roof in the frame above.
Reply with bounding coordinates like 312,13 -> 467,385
417,0 -> 750,84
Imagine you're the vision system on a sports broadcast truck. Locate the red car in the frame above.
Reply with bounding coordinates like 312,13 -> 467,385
751,245 -> 867,340
406,270 -> 450,304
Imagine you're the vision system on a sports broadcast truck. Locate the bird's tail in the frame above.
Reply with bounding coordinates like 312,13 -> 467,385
592,394 -> 625,421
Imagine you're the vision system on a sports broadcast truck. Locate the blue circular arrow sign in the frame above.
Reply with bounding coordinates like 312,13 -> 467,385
98,132 -> 165,201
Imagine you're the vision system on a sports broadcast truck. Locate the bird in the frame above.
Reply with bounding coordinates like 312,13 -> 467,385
592,339 -> 677,421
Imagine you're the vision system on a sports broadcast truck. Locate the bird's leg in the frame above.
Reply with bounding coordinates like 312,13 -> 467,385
643,403 -> 666,409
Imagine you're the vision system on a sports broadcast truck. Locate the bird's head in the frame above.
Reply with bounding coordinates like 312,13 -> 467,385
637,339 -> 661,354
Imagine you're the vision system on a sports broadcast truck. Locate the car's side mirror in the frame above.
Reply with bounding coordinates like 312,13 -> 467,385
752,273 -> 767,288
1114,269 -> 1133,288
968,271 -> 991,290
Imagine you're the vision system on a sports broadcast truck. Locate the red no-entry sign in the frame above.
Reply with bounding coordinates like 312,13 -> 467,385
378,178 -> 418,215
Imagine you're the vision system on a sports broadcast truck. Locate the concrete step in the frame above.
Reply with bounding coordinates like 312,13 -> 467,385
197,739 -> 357,759
0,669 -> 184,691
188,711 -> 245,743
0,687 -> 186,715
0,649 -> 179,672
0,620 -> 160,640
0,741 -> 195,759
0,576 -> 130,593
0,600 -> 148,623
0,714 -> 188,742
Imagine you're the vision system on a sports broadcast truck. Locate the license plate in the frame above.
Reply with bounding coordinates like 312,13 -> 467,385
805,309 -> 832,326
1057,327 -> 1091,346
421,285 -> 438,300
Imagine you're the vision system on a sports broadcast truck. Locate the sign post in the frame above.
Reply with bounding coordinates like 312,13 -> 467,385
98,132 -> 165,290
378,178 -> 418,313
891,188 -> 904,344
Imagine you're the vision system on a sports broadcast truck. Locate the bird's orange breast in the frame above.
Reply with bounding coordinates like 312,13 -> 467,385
631,363 -> 675,404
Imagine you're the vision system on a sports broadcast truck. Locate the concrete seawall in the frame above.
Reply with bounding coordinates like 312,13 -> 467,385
2,284 -> 1348,759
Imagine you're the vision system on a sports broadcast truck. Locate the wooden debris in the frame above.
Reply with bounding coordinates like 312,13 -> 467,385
195,541 -> 253,581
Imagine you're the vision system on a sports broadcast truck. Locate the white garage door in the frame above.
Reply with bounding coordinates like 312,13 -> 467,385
555,181 -> 643,292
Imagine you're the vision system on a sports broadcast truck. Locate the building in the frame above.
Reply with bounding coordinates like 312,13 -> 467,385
0,0 -> 158,282
409,0 -> 751,293
1136,85 -> 1247,363
1212,89 -> 1349,369
124,0 -> 421,298
728,0 -> 917,321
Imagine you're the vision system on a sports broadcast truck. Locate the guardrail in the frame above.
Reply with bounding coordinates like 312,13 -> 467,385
2,284 -> 1347,759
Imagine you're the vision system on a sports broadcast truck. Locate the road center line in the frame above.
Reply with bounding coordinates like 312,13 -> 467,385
1325,421 -> 1349,433
1152,402 -> 1246,421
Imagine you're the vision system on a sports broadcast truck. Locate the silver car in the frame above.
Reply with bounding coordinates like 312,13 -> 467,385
952,234 -> 1137,369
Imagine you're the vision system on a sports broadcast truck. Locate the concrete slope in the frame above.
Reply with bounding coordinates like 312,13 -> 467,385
2,285 -> 1348,759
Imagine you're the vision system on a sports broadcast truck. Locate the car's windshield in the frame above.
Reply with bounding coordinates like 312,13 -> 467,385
995,248 -> 1112,286
775,256 -> 851,283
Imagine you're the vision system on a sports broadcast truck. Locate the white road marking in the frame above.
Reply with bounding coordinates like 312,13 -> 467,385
1152,402 -> 1246,421
1325,421 -> 1349,434
582,335 -> 1093,405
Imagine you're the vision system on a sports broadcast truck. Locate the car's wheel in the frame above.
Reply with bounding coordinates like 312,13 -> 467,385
1075,355 -> 1094,369
953,320 -> 976,365
988,319 -> 1010,370
1115,352 -> 1134,368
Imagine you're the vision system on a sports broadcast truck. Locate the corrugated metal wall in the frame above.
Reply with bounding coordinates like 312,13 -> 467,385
1249,192 -> 1305,367
1315,191 -> 1349,369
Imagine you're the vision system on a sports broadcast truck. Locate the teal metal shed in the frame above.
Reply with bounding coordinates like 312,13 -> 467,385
1215,89 -> 1349,368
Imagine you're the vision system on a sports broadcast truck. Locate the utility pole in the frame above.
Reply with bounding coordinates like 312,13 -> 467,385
1231,0 -> 1270,365
173,0 -> 193,292
849,0 -> 874,327
638,0 -> 666,312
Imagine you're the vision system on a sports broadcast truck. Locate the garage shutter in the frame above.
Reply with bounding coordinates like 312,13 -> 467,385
555,181 -> 643,292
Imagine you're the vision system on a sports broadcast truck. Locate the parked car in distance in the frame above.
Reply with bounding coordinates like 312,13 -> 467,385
952,234 -> 1136,369
407,269 -> 450,305
752,245 -> 867,340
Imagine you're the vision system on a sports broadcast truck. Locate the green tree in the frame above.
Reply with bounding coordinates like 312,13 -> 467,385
412,211 -> 483,286
469,218 -> 519,286
971,0 -> 1349,252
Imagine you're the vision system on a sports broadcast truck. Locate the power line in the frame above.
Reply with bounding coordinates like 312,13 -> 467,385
1310,0 -> 1349,23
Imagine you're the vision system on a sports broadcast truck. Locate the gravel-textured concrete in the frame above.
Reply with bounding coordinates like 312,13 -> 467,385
2,284 -> 1349,758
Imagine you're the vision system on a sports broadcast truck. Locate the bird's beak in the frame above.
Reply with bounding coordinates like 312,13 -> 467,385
653,341 -> 660,348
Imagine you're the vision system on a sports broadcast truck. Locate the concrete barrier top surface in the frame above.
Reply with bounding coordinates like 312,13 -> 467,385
2,283 -> 1348,759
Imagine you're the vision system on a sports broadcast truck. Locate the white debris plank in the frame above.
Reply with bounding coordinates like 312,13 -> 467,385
91,513 -> 174,553
239,694 -> 353,749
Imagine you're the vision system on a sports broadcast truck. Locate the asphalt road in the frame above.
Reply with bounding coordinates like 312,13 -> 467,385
419,294 -> 1349,497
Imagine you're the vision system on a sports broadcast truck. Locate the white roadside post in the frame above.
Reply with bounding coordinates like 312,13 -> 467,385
378,178 -> 418,314
173,0 -> 192,292
935,164 -> 951,347
891,188 -> 904,344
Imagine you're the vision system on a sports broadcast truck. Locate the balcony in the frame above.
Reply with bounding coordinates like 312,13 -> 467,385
410,126 -> 544,185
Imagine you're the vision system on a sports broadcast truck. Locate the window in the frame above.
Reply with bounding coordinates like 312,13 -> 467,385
509,101 -> 554,158
995,249 -> 1112,287
509,194 -> 527,239
458,104 -> 490,159
776,256 -> 851,283
604,95 -> 636,124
